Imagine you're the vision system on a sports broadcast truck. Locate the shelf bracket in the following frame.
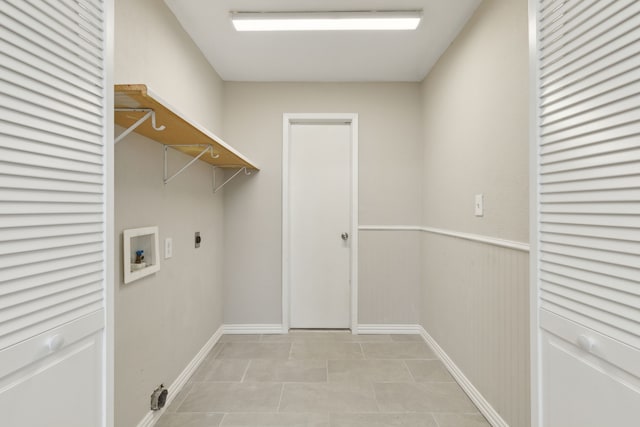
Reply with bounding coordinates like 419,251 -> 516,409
213,167 -> 252,193
164,144 -> 220,185
114,108 -> 166,144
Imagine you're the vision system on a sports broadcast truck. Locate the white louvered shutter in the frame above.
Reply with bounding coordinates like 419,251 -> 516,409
536,0 -> 640,351
0,0 -> 106,351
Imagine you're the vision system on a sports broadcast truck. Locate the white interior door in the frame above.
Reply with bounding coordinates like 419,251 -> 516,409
288,122 -> 352,329
531,0 -> 640,425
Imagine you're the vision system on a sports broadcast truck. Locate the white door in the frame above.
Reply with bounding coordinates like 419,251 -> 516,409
0,0 -> 111,425
531,1 -> 640,425
287,122 -> 352,328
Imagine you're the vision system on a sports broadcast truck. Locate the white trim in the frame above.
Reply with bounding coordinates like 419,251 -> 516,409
282,115 -> 290,331
357,324 -> 423,334
420,226 -> 529,252
223,324 -> 285,334
528,0 -> 541,425
359,225 -> 530,252
350,116 -> 359,334
358,225 -> 422,232
419,327 -> 509,427
135,325 -> 224,427
282,113 -> 359,333
103,1 -> 115,425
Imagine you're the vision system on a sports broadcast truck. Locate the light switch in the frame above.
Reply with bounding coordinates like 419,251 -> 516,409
165,238 -> 173,259
475,194 -> 484,217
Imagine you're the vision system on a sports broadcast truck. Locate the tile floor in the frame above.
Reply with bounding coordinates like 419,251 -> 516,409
157,331 -> 490,427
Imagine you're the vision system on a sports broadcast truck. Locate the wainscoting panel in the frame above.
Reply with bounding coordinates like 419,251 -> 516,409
358,230 -> 422,324
421,232 -> 530,427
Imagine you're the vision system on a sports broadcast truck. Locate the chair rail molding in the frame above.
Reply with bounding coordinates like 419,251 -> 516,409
359,225 -> 529,252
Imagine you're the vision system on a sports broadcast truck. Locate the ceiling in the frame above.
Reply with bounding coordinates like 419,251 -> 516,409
164,0 -> 481,82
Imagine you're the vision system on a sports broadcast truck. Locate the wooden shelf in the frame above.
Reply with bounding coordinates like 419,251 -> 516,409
114,84 -> 258,170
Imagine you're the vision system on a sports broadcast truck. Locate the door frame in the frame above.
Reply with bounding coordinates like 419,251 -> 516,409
104,0 -> 115,424
282,113 -> 359,333
528,0 -> 541,425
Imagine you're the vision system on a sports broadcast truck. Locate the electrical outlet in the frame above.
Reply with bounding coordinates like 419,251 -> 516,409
475,194 -> 484,217
164,238 -> 172,259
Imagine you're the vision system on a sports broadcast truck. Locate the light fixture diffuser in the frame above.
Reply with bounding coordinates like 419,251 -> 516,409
231,11 -> 423,32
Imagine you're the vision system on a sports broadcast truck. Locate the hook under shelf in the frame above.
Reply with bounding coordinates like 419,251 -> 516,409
213,167 -> 252,193
114,108 -> 165,144
164,145 -> 220,185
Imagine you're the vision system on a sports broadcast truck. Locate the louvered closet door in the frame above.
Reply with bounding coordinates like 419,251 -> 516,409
533,0 -> 640,426
0,0 -> 108,426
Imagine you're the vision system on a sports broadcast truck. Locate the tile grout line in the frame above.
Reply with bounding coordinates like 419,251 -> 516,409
218,412 -> 228,427
169,381 -> 195,414
211,342 -> 225,359
275,382 -> 285,413
239,359 -> 252,383
371,380 -> 382,414
403,359 -> 417,383
431,412 -> 443,427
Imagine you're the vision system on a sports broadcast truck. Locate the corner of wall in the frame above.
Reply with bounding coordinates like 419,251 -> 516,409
113,1 -> 228,426
418,0 -> 531,425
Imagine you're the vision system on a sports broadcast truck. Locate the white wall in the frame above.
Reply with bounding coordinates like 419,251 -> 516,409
114,0 -> 226,425
420,0 -> 530,426
221,83 -> 423,325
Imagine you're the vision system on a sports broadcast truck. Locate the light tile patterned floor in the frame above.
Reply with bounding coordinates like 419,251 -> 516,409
156,331 -> 490,427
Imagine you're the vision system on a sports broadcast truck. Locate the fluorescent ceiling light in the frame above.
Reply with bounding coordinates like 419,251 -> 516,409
231,11 -> 423,32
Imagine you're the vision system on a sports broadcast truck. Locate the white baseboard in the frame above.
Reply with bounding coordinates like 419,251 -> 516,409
418,326 -> 509,427
136,325 -> 224,427
223,324 -> 285,334
357,324 -> 423,334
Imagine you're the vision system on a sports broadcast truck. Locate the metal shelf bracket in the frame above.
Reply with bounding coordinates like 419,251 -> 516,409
213,167 -> 252,193
114,108 -> 166,144
164,145 -> 220,184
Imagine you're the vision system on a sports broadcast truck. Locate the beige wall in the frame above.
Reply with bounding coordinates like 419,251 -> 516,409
359,230 -> 422,324
419,0 -> 530,426
221,83 -> 423,324
420,0 -> 529,244
114,0 -> 223,131
114,0 -> 226,426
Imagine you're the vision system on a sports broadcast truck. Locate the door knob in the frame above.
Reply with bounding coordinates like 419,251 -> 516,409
47,335 -> 65,353
577,335 -> 596,353
341,232 -> 349,241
